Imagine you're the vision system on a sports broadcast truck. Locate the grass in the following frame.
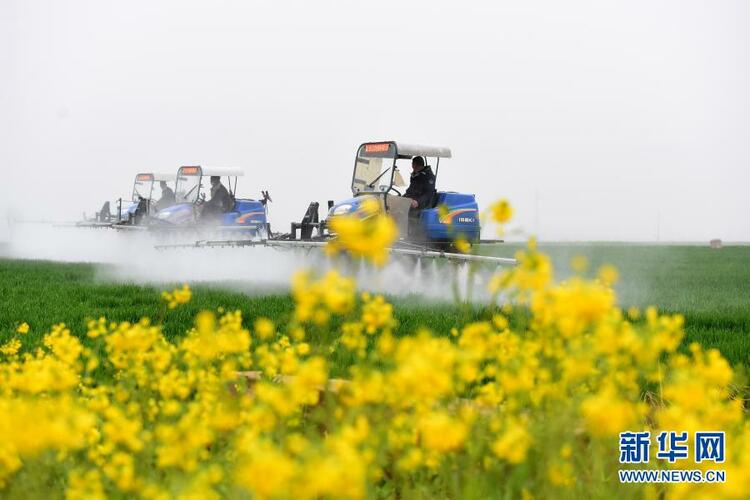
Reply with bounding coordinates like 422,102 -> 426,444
1,243 -> 749,368
491,243 -> 750,366
0,258 -> 494,376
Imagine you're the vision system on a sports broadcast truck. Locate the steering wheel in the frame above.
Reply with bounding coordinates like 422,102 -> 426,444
196,192 -> 206,205
389,187 -> 402,196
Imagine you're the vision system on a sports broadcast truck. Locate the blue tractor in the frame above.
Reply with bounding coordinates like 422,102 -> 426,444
78,172 -> 175,228
154,146 -> 513,266
291,141 -> 481,249
151,166 -> 270,236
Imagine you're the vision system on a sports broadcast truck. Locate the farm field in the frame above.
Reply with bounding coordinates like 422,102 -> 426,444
0,257 -> 499,379
0,241 -> 748,498
485,243 -> 750,367
2,243 -> 749,368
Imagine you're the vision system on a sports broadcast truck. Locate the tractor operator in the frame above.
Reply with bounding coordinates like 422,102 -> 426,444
155,181 -> 175,210
202,175 -> 233,219
404,156 -> 436,209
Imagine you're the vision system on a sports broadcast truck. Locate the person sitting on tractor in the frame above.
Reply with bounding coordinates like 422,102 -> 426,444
404,156 -> 436,209
202,176 -> 233,219
155,181 -> 175,210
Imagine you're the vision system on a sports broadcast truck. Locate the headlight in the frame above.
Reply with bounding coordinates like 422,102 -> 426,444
331,204 -> 353,216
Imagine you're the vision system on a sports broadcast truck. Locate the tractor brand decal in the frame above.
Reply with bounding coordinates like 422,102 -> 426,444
439,208 -> 478,225
180,166 -> 200,175
235,211 -> 265,224
136,174 -> 154,181
364,143 -> 390,153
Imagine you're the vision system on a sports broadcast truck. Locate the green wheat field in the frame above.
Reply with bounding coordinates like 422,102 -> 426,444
1,243 -> 749,371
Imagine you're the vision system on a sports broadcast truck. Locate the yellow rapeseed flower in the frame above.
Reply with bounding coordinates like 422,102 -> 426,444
0,339 -> 21,356
327,197 -> 398,266
489,199 -> 513,224
570,255 -> 588,273
161,284 -> 192,309
418,411 -> 468,453
597,265 -> 619,286
491,418 -> 532,464
254,317 -> 275,341
580,388 -> 644,437
454,236 -> 471,254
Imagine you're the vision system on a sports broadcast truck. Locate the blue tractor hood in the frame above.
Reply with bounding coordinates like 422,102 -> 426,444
122,201 -> 139,221
327,196 -> 368,218
152,203 -> 195,225
327,192 -> 481,243
221,199 -> 267,226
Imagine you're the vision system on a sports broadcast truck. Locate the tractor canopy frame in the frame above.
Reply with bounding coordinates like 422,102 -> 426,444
350,141 -> 452,198
132,172 -> 175,204
175,166 -> 245,205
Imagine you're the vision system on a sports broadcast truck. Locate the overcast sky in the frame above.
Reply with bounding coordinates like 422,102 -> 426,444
1,0 -> 748,241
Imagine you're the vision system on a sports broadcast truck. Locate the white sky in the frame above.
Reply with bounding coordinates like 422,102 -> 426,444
1,0 -> 748,241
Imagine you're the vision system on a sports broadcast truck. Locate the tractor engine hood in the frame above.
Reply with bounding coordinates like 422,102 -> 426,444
327,196 -> 362,218
125,202 -> 138,212
121,201 -> 139,220
152,203 -> 195,225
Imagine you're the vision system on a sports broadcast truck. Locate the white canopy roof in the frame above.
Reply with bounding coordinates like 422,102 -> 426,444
151,172 -> 175,182
394,142 -> 452,159
135,172 -> 174,182
198,166 -> 245,177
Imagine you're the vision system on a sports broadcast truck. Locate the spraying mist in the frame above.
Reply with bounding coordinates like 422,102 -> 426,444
4,223 -> 499,302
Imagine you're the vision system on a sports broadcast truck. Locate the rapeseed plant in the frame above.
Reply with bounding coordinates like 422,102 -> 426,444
0,200 -> 746,498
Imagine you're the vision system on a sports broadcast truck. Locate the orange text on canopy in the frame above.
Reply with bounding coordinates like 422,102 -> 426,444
180,166 -> 201,175
364,143 -> 390,153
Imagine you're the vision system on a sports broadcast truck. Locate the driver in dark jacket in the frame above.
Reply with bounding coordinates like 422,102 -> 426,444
404,156 -> 436,209
155,181 -> 175,210
202,176 -> 233,219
